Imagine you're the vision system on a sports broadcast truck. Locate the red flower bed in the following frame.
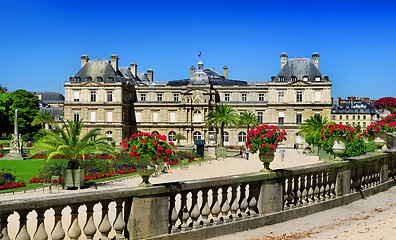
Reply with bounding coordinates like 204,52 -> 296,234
84,168 -> 137,181
0,182 -> 26,190
29,176 -> 63,184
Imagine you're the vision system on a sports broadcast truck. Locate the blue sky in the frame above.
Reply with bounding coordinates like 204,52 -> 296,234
1,0 -> 395,99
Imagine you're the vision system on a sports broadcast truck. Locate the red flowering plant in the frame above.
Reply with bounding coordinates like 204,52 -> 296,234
385,113 -> 396,123
365,120 -> 395,139
374,97 -> 396,114
121,132 -> 176,163
320,123 -> 366,158
246,124 -> 287,154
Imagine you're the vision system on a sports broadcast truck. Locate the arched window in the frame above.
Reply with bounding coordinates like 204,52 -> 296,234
223,132 -> 229,145
303,76 -> 309,81
193,131 -> 202,140
279,76 -> 285,82
193,110 -> 202,123
106,131 -> 113,142
168,131 -> 176,142
152,131 -> 159,135
291,76 -> 297,82
238,132 -> 247,143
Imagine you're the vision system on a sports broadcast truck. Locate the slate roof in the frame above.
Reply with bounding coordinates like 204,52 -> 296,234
32,92 -> 64,103
331,99 -> 377,114
273,57 -> 329,82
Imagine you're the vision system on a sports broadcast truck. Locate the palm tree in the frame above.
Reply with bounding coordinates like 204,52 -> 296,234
30,119 -> 114,169
299,115 -> 333,146
32,110 -> 56,133
173,133 -> 186,146
205,104 -> 239,147
239,110 -> 259,133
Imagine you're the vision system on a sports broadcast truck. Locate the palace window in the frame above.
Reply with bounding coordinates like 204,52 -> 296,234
193,110 -> 202,123
363,116 -> 366,120
278,92 -> 284,102
315,76 -> 321,81
357,116 -> 360,120
363,122 -> 366,128
90,91 -> 96,102
73,91 -> 79,102
224,93 -> 230,102
73,112 -> 79,122
106,131 -> 113,142
278,112 -> 284,124
140,94 -> 146,101
296,112 -> 302,124
340,115 -> 343,120
279,76 -> 285,82
353,115 -> 355,120
291,76 -> 297,82
303,76 -> 309,81
157,94 -> 163,102
296,91 -> 302,102
107,112 -> 113,122
135,112 -> 141,123
174,94 -> 179,102
238,132 -> 247,143
168,131 -> 176,142
314,92 -> 321,102
223,132 -> 229,144
90,111 -> 96,122
169,112 -> 175,123
346,115 -> 349,120
107,91 -> 113,102
259,94 -> 265,102
257,112 -> 263,124
152,112 -> 159,123
241,93 -> 247,102
193,131 -> 202,140
152,131 -> 159,135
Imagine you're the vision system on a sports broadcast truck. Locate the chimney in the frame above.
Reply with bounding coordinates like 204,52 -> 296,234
312,52 -> 320,69
190,66 -> 195,77
223,66 -> 228,79
80,55 -> 89,68
337,97 -> 341,106
280,52 -> 288,69
110,54 -> 119,72
130,62 -> 137,78
147,69 -> 154,82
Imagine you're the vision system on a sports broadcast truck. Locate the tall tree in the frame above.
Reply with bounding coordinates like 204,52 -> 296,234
205,104 -> 239,147
299,115 -> 332,146
30,120 -> 114,169
0,91 -> 12,134
173,133 -> 186,146
32,110 -> 56,131
239,110 -> 259,133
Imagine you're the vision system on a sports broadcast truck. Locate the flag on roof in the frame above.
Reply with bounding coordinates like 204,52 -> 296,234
198,51 -> 201,57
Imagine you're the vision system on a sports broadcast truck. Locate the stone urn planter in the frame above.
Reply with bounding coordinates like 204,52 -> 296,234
136,155 -> 156,187
332,136 -> 346,161
259,150 -> 275,172
63,169 -> 85,189
374,132 -> 386,153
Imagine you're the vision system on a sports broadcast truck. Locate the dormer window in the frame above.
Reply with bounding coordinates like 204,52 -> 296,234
291,76 -> 297,82
97,77 -> 103,82
75,77 -> 81,82
86,76 -> 92,81
279,76 -> 285,82
302,76 -> 309,81
108,77 -> 114,82
315,76 -> 321,81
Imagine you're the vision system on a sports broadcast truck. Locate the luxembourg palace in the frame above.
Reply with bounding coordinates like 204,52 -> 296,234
64,53 -> 332,147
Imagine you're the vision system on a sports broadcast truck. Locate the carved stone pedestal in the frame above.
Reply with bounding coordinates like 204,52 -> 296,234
207,145 -> 217,160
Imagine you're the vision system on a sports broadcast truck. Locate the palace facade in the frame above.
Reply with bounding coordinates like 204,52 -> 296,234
64,53 -> 332,147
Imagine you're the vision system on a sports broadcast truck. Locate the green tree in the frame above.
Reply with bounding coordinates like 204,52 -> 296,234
32,110 -> 56,133
205,104 -> 239,147
173,133 -> 186,146
299,115 -> 333,146
0,91 -> 12,134
239,110 -> 259,133
30,120 -> 114,169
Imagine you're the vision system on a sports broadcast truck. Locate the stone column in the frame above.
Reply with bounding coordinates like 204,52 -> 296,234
257,179 -> 284,215
335,167 -> 351,197
127,195 -> 169,239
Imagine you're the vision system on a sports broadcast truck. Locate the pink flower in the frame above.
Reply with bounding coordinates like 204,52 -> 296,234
131,146 -> 137,150
267,150 -> 271,154
157,146 -> 163,151
169,142 -> 175,146
141,140 -> 147,144
261,143 -> 266,148
152,141 -> 158,146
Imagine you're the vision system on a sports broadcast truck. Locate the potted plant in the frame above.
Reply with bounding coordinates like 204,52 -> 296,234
365,119 -> 395,153
30,120 -> 114,189
246,124 -> 287,171
122,132 -> 176,187
320,123 -> 366,159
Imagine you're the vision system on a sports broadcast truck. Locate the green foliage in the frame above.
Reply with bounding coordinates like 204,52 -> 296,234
205,104 -> 239,147
30,120 -> 115,169
299,115 -> 333,146
32,110 -> 56,128
239,110 -> 259,133
246,124 -> 287,154
40,162 -> 67,180
173,133 -> 186,146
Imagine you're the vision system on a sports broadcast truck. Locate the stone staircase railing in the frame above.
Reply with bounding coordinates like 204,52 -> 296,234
1,150 -> 396,240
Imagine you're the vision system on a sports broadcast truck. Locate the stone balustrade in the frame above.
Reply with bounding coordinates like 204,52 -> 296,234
1,150 -> 395,240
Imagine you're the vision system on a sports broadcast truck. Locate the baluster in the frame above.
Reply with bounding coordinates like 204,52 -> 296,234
220,186 -> 231,223
305,174 -> 313,205
317,173 -> 324,202
169,194 -> 180,233
239,183 -> 249,219
51,207 -> 65,240
114,199 -> 126,239
179,192 -> 190,231
285,178 -> 293,209
16,210 -> 30,240
312,174 -> 319,203
230,185 -> 241,221
83,203 -> 97,240
350,168 -> 357,192
200,189 -> 212,227
329,172 -> 336,198
67,205 -> 81,240
247,183 -> 258,217
292,177 -> 299,207
322,172 -> 329,200
210,187 -> 221,225
33,209 -> 48,240
299,175 -> 306,206
98,201 -> 111,240
190,190 -> 201,229
0,212 -> 11,240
